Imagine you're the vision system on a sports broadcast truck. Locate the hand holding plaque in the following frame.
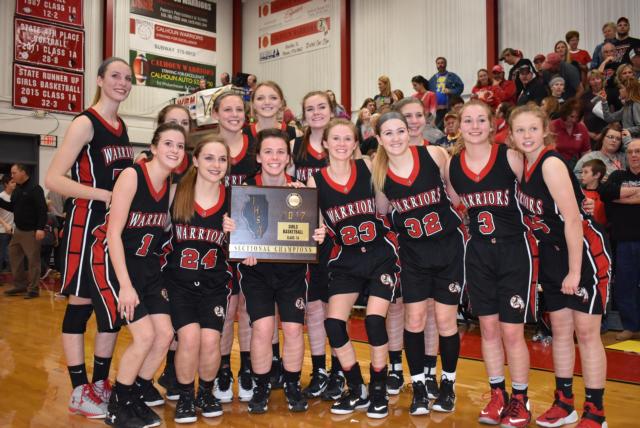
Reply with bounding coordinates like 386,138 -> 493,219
228,185 -> 320,263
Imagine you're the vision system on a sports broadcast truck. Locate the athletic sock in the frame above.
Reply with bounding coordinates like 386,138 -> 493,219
92,356 -> 112,383
311,354 -> 326,372
68,364 -> 89,388
199,379 -> 214,390
283,369 -> 301,383
388,350 -> 402,366
489,376 -> 506,391
272,342 -> 281,360
512,382 -> 528,397
240,351 -> 251,373
165,350 -> 176,369
424,354 -> 437,377
220,354 -> 231,369
330,355 -> 342,374
585,388 -> 604,409
439,332 -> 460,373
404,329 -> 425,376
555,376 -> 573,398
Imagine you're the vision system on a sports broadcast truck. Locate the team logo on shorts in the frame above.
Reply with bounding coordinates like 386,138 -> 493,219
161,288 -> 169,302
295,297 -> 305,310
214,305 -> 225,318
510,295 -> 525,311
448,282 -> 462,294
380,273 -> 394,286
575,287 -> 589,303
286,192 -> 302,209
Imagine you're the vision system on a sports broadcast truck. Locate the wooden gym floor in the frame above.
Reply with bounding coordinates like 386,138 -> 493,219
0,275 -> 638,427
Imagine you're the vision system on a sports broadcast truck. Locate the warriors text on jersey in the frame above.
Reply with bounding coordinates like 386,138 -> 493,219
449,143 -> 527,238
163,183 -> 231,287
71,107 -> 134,210
292,136 -> 327,183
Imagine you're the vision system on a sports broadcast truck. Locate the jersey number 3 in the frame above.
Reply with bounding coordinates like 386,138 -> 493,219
341,221 -> 376,245
478,211 -> 495,235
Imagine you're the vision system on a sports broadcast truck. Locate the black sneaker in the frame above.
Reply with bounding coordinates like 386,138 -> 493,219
425,375 -> 439,400
174,391 -> 197,424
105,394 -> 146,428
158,369 -> 179,401
196,385 -> 223,418
269,358 -> 284,389
431,379 -> 456,412
136,380 -> 164,407
213,366 -> 233,403
247,381 -> 271,414
131,395 -> 161,427
330,384 -> 369,415
284,381 -> 308,412
386,367 -> 404,395
321,371 -> 345,401
366,382 -> 388,419
302,369 -> 328,398
410,381 -> 430,415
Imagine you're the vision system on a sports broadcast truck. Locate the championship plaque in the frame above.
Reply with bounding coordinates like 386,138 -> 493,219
229,185 -> 319,263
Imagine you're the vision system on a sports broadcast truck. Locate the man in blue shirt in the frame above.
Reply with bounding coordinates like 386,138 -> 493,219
428,57 -> 464,129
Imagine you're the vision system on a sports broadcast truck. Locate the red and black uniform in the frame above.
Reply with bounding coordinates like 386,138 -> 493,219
61,107 -> 134,299
384,146 -> 466,304
449,143 -> 537,323
163,184 -> 233,332
90,162 -> 171,330
517,148 -> 611,314
293,137 -> 330,302
236,174 -> 308,324
313,159 -> 400,301
243,121 -> 296,152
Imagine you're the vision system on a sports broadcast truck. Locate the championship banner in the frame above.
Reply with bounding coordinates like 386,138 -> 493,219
257,0 -> 330,31
15,18 -> 84,72
15,0 -> 84,28
131,0 -> 216,33
258,17 -> 330,63
13,63 -> 83,114
130,50 -> 215,92
129,16 -> 216,64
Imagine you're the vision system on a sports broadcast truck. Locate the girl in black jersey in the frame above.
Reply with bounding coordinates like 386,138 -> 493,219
46,57 -> 134,419
244,81 -> 299,146
372,111 -> 464,415
308,119 -> 400,419
102,123 -> 186,427
446,101 -> 534,428
510,105 -> 610,428
211,92 -> 255,403
165,137 -> 232,423
224,129 -> 326,414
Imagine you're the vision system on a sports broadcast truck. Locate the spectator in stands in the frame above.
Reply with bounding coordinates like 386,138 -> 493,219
500,48 -> 534,96
591,22 -> 618,71
361,97 -> 376,115
0,164 -> 47,299
548,76 -> 567,104
360,113 -> 380,156
550,99 -> 591,167
447,95 -> 465,114
542,52 -> 583,99
220,72 -> 230,86
40,200 -> 59,280
471,68 -> 504,109
631,47 -> 640,79
411,75 -> 437,119
434,112 -> 460,151
579,159 -> 608,226
516,65 -> 547,105
393,89 -> 404,102
356,107 -> 374,144
598,42 -> 622,88
374,75 -> 398,111
428,56 -> 464,128
574,124 -> 625,180
598,138 -> 640,341
614,16 -> 640,65
247,74 -> 257,93
566,30 -> 592,85
0,176 -> 15,272
492,65 -> 516,104
554,40 -> 571,64
533,54 -> 546,73
598,78 -> 640,143
541,96 -> 561,120
326,89 -> 350,119
581,70 -> 610,144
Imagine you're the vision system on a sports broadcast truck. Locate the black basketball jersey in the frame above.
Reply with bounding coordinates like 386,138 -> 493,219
93,162 -> 170,260
292,136 -> 328,183
163,183 -> 231,286
449,143 -> 527,239
226,133 -> 258,187
244,172 -> 294,187
384,146 -> 462,244
243,121 -> 297,147
516,148 -> 587,244
71,108 -> 134,211
314,159 -> 391,248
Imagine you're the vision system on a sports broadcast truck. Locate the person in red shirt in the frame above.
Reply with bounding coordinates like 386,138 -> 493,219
411,75 -> 437,119
580,159 -> 607,226
550,99 -> 591,167
491,65 -> 516,104
471,68 -> 504,109
566,30 -> 592,86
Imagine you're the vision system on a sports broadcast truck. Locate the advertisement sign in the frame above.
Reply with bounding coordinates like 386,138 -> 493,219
131,0 -> 216,33
15,0 -> 84,28
257,0 -> 330,31
13,63 -> 83,114
130,50 -> 216,92
175,85 -> 236,127
258,17 -> 330,63
15,18 -> 84,72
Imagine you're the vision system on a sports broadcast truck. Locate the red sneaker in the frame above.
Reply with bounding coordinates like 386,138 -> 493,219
535,390 -> 578,427
500,393 -> 531,428
575,402 -> 607,428
478,387 -> 508,425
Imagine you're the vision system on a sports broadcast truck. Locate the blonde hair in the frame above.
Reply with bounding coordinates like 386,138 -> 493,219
322,119 -> 358,165
371,112 -> 408,193
554,40 -> 571,63
450,100 -> 496,155
378,75 -> 392,98
508,104 -> 556,148
172,135 -> 229,222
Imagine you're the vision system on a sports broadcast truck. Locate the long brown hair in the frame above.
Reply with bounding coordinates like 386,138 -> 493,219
371,112 -> 409,193
378,75 -> 392,98
297,91 -> 334,162
451,100 -> 496,155
91,57 -> 129,106
157,104 -> 193,131
508,104 -> 555,148
172,135 -> 229,222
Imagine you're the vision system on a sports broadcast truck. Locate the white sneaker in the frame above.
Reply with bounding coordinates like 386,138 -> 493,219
68,384 -> 108,419
238,370 -> 255,402
92,379 -> 112,403
213,370 -> 234,403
